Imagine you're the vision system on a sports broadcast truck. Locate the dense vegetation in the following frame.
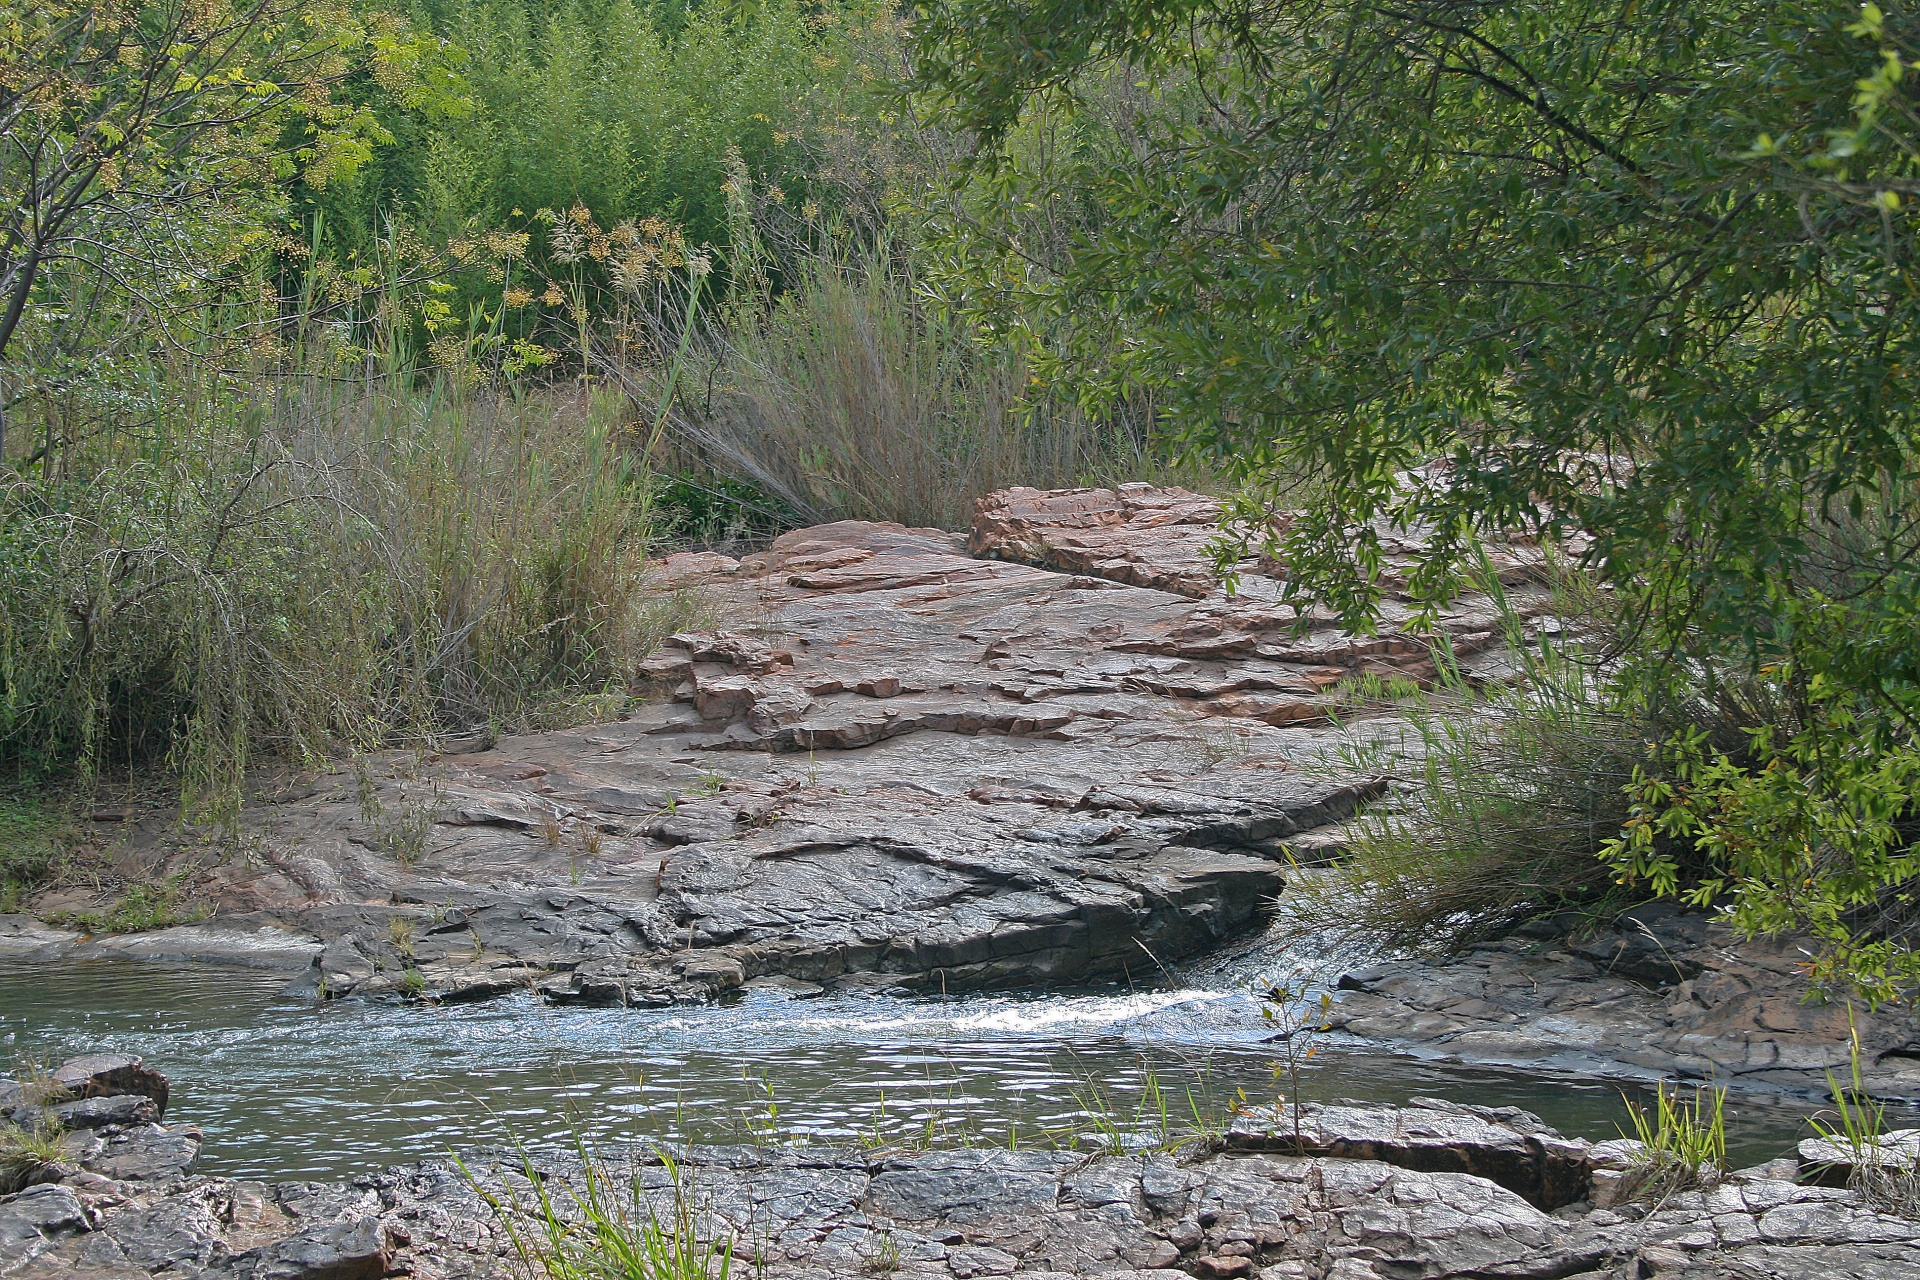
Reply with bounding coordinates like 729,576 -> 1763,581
915,0 -> 1920,995
4,0 -> 1919,996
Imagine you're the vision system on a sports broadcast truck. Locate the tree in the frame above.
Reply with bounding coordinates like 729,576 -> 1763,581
911,0 -> 1920,992
0,0 -> 458,462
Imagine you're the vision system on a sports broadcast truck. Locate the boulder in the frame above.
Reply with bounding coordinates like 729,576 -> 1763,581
1797,1129 -> 1920,1187
46,1094 -> 159,1130
52,1053 -> 169,1117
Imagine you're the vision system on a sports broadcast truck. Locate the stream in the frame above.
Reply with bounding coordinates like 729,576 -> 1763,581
0,955 -> 1842,1182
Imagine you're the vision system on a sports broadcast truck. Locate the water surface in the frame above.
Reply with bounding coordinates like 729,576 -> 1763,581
0,958 -> 1845,1180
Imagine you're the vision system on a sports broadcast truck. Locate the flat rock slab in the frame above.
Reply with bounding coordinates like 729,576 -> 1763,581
1326,905 -> 1920,1099
1225,1099 -> 1593,1210
12,1137 -> 1919,1280
46,501 -> 1512,1006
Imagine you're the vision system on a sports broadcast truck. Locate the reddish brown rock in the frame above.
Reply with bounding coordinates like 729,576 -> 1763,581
51,1054 -> 168,1118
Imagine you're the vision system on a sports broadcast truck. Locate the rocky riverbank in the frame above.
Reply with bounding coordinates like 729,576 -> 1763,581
3,1054 -> 1917,1279
5,484 -> 1918,1097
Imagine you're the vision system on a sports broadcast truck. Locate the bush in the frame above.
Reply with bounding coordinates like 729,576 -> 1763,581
649,246 -> 1166,530
0,371 -> 694,822
1286,572 -> 1724,953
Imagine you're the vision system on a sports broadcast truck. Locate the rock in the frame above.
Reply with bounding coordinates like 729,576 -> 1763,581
1325,929 -> 1920,1098
82,1122 -> 201,1183
35,1075 -> 1920,1280
1797,1129 -> 1920,1187
0,1184 -> 87,1263
51,1054 -> 169,1117
17,490 -> 1907,1104
1225,1099 -> 1593,1209
1568,902 -> 1710,984
237,1217 -> 391,1280
45,1094 -> 159,1130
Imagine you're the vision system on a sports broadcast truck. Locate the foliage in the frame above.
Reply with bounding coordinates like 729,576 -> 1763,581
0,798 -> 69,911
473,1144 -> 734,1280
314,0 -> 906,321
0,374 -> 692,821
912,0 -> 1920,994
0,1118 -> 68,1194
1287,574 -> 1674,951
52,873 -> 208,935
0,0 -> 463,455
1809,1022 -> 1920,1216
1620,1082 -> 1728,1201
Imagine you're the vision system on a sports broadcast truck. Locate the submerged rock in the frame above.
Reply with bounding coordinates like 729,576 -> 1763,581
1326,923 -> 1920,1099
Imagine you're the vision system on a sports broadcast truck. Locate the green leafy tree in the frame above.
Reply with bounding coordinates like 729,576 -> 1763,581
912,0 -> 1920,993
0,0 -> 463,462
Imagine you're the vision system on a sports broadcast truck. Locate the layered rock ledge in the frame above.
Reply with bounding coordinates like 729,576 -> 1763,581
5,1056 -> 1917,1280
15,490 -> 1498,1006
7,485 -> 1919,1095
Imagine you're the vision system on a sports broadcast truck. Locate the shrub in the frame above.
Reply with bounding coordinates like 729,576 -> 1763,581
0,1119 -> 68,1194
656,245 -> 1166,530
0,373 -> 694,822
1286,575 -> 1663,952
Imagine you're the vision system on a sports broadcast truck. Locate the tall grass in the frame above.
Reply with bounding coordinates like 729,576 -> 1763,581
632,248 -> 1163,531
1283,574 -> 1656,952
469,1144 -> 735,1280
0,368 -> 691,823
1281,558 -> 1775,952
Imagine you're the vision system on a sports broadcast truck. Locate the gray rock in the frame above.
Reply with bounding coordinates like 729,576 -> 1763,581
237,1217 -> 390,1280
0,1184 -> 87,1263
1797,1129 -> 1920,1187
1569,902 -> 1710,985
46,1093 -> 159,1130
1225,1098 -> 1593,1209
82,1123 -> 202,1183
1326,931 -> 1920,1098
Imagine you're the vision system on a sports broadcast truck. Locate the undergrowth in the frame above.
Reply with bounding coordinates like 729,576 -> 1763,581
1619,1082 -> 1727,1201
1810,1029 -> 1920,1219
51,874 -> 210,935
1,378 -> 701,826
0,1119 -> 68,1194
0,798 -> 71,911
1285,565 -> 1738,953
469,1142 -> 735,1280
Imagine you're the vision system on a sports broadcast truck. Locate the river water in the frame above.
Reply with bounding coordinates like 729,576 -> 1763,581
0,956 -> 1847,1181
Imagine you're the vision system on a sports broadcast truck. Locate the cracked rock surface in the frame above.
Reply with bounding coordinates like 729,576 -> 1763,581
5,486 -> 1917,1093
5,1060 -> 1916,1280
14,493 -> 1496,1006
1324,902 -> 1920,1099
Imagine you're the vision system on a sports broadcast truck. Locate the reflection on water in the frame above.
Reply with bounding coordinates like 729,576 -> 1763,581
0,959 -> 1840,1180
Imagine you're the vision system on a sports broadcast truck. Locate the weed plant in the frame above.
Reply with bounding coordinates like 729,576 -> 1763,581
52,875 -> 209,935
2,375 -> 698,824
469,1142 -> 735,1280
0,799 -> 69,911
643,234 -> 1181,531
1619,1082 -> 1727,1201
1285,567 -> 1712,952
1811,1029 -> 1920,1219
0,1119 -> 68,1194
